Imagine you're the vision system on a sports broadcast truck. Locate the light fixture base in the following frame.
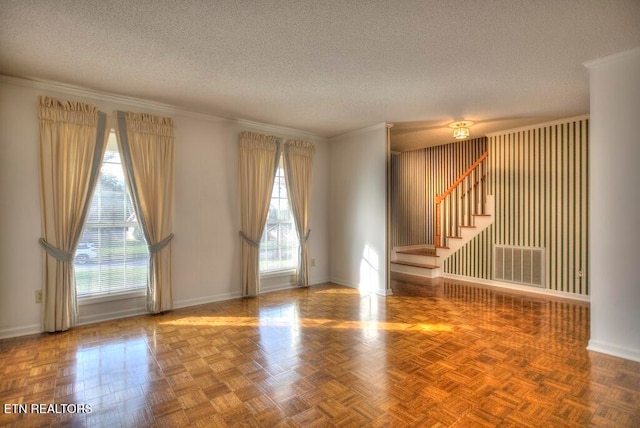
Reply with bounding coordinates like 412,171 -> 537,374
449,121 -> 474,129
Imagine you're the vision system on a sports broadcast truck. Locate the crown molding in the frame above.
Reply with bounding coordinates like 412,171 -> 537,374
0,73 -> 221,118
234,118 -> 328,142
0,74 -> 328,142
583,46 -> 640,70
485,114 -> 590,137
330,122 -> 391,141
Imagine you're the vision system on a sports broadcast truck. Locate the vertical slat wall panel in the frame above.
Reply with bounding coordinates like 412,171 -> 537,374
444,118 -> 589,296
395,150 -> 427,246
392,138 -> 487,247
444,224 -> 494,279
390,153 -> 400,249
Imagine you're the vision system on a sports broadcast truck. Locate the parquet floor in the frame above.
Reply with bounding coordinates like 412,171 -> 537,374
1,275 -> 639,427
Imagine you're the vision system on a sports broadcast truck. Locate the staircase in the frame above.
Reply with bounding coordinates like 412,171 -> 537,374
391,151 -> 493,278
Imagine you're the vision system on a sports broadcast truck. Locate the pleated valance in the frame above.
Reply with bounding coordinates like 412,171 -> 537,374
39,96 -> 102,126
121,112 -> 174,137
239,131 -> 279,150
284,139 -> 315,157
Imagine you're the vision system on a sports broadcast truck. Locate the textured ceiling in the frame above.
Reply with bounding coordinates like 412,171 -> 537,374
1,0 -> 639,151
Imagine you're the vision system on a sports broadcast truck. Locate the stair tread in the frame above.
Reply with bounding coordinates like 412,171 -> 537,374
391,260 -> 440,269
396,248 -> 438,257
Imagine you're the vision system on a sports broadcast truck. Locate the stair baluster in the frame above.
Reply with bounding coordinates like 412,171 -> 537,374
434,151 -> 489,249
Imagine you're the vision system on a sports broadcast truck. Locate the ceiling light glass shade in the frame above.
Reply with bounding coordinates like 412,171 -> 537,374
449,121 -> 473,139
453,127 -> 470,139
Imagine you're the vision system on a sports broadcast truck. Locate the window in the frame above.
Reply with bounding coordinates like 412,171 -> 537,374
75,131 -> 149,297
259,157 -> 299,272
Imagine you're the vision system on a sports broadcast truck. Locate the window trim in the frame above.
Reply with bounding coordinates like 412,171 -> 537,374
260,268 -> 297,279
259,156 -> 299,273
77,288 -> 146,305
75,129 -> 149,298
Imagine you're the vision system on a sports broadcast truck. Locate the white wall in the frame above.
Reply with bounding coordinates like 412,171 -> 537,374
329,124 -> 389,295
586,48 -> 640,362
0,77 -> 330,338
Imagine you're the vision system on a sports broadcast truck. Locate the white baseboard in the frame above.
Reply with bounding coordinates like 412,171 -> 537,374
260,276 -> 334,294
328,276 -> 359,289
174,277 -> 336,306
377,287 -> 393,296
588,340 -> 640,363
310,276 -> 330,285
78,290 -> 244,326
1,281 -> 341,340
260,283 -> 297,294
173,291 -> 242,309
0,323 -> 42,340
328,276 -> 389,296
77,307 -> 148,326
442,273 -> 591,303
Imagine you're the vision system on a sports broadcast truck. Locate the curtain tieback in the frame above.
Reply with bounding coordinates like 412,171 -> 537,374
39,238 -> 73,262
301,229 -> 311,243
148,234 -> 174,254
239,231 -> 259,248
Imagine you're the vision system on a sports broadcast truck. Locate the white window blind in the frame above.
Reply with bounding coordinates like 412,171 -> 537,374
75,131 -> 149,296
259,157 -> 299,272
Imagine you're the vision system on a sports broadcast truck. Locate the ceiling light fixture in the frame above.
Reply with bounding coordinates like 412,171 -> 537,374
449,121 -> 473,139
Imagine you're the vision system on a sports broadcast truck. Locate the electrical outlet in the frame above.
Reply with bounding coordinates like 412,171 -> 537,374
35,290 -> 43,304
311,258 -> 316,267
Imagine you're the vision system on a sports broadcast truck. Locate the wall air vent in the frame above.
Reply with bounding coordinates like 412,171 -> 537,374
494,245 -> 545,288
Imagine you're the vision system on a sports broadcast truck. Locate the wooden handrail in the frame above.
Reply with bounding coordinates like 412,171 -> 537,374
435,151 -> 488,204
434,151 -> 489,248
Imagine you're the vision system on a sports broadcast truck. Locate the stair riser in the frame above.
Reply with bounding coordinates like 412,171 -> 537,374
390,263 -> 441,278
394,253 -> 439,265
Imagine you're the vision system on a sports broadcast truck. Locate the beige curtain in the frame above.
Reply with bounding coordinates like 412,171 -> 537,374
283,140 -> 315,287
115,111 -> 175,313
239,132 -> 280,297
39,97 -> 108,332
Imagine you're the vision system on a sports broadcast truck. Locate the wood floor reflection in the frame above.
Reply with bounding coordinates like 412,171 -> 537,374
1,275 -> 639,427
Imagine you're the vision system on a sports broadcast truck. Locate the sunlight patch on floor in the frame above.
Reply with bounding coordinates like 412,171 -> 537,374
160,316 -> 451,332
